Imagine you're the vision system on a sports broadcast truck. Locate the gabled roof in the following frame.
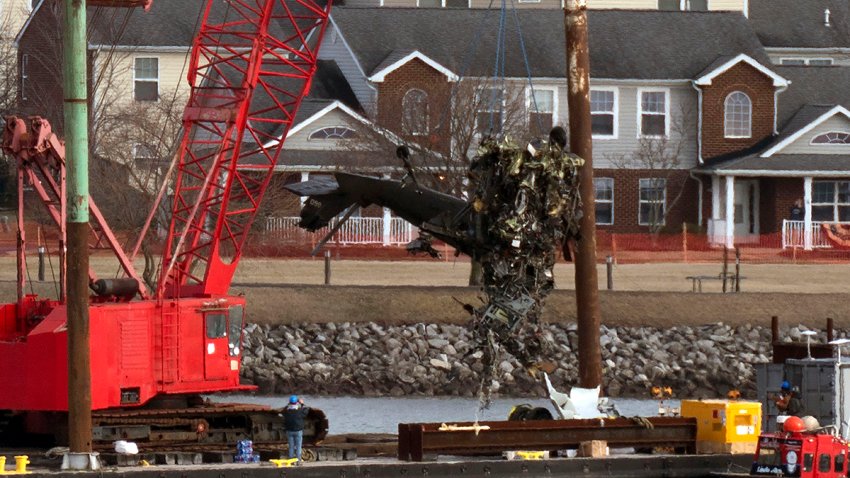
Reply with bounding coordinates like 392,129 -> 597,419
331,8 -> 770,80
694,53 -> 788,87
760,105 -> 850,157
369,50 -> 458,83
750,0 -> 850,49
775,66 -> 850,126
700,66 -> 850,171
19,1 -> 323,49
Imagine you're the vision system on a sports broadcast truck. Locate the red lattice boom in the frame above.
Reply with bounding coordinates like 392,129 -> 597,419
159,0 -> 331,299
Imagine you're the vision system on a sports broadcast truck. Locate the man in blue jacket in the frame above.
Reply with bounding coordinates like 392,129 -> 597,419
283,395 -> 310,463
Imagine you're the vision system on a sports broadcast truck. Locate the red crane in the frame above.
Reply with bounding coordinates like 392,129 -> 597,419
0,0 -> 331,446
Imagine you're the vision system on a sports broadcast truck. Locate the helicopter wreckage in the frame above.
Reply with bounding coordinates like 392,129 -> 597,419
285,127 -> 585,402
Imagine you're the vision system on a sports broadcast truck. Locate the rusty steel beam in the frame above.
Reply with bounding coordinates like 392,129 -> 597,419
398,417 -> 697,462
565,0 -> 602,389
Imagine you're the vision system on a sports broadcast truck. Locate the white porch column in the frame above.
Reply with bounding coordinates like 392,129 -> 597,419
711,175 -> 720,220
382,174 -> 392,246
725,175 -> 735,249
804,176 -> 813,251
299,172 -> 310,206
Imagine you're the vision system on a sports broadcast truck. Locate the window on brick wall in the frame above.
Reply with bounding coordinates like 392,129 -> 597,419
594,177 -> 614,225
639,178 -> 666,226
591,88 -> 617,138
476,87 -> 503,136
134,57 -> 159,102
724,91 -> 751,138
812,180 -> 850,222
527,88 -> 554,138
402,89 -> 429,136
638,89 -> 668,137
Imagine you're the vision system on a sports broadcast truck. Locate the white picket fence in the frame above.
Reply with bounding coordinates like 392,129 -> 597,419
264,216 -> 416,245
781,220 -> 849,249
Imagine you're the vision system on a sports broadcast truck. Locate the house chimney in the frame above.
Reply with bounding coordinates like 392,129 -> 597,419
825,8 -> 831,27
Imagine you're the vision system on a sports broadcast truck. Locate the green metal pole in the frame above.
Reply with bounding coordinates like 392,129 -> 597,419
63,0 -> 92,454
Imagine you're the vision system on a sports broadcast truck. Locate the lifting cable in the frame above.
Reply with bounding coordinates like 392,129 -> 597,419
430,0 -> 544,157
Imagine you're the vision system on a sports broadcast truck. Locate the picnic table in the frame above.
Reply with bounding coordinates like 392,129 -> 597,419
685,273 -> 744,293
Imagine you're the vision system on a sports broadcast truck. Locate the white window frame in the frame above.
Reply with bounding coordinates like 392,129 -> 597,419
518,0 -> 541,4
133,56 -> 160,102
812,180 -> 850,222
636,88 -> 670,138
658,0 -> 709,10
808,58 -> 834,66
810,131 -> 850,145
308,126 -> 358,140
594,177 -> 614,225
638,178 -> 667,226
724,91 -> 752,139
20,53 -> 28,101
590,87 -> 618,139
780,57 -> 834,66
416,0 -> 471,7
525,85 -> 558,132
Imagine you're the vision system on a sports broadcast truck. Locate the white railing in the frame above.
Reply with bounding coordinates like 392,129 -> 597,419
782,220 -> 850,249
264,216 -> 416,245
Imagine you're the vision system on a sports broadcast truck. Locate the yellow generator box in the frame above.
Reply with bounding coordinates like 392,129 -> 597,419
681,399 -> 761,452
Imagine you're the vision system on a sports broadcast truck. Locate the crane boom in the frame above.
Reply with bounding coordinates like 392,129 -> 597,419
158,0 -> 331,299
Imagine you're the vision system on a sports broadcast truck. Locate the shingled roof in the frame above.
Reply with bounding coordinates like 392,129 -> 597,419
331,7 -> 770,80
749,0 -> 850,49
700,66 -> 850,174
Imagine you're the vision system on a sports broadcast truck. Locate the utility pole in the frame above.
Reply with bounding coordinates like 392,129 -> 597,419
63,0 -> 93,465
565,0 -> 602,389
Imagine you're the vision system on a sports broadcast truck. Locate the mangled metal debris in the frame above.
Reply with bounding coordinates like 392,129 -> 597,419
284,127 -> 585,405
463,132 -> 584,405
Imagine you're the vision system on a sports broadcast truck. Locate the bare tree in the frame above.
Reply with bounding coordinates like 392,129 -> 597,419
0,3 -> 28,208
608,105 -> 695,234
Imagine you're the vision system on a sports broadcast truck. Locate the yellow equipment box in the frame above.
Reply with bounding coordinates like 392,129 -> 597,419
681,399 -> 761,453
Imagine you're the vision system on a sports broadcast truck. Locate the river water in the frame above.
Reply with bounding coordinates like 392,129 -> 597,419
211,394 -> 681,434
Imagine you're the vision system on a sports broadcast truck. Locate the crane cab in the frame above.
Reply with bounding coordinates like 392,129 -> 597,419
751,420 -> 848,478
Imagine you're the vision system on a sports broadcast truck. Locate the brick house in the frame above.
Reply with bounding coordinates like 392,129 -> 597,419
322,7 -> 775,233
696,65 -> 850,249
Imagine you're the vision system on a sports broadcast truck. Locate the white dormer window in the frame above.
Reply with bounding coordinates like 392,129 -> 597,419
724,91 -> 751,138
811,131 -> 850,145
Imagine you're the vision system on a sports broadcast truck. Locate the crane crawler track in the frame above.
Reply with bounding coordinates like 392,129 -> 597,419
91,405 -> 329,449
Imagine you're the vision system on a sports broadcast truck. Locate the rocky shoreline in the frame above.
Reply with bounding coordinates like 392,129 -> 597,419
240,322 -> 832,399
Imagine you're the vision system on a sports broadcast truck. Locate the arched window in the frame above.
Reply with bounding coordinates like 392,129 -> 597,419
724,91 -> 751,138
308,127 -> 357,140
402,89 -> 429,135
811,131 -> 850,144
